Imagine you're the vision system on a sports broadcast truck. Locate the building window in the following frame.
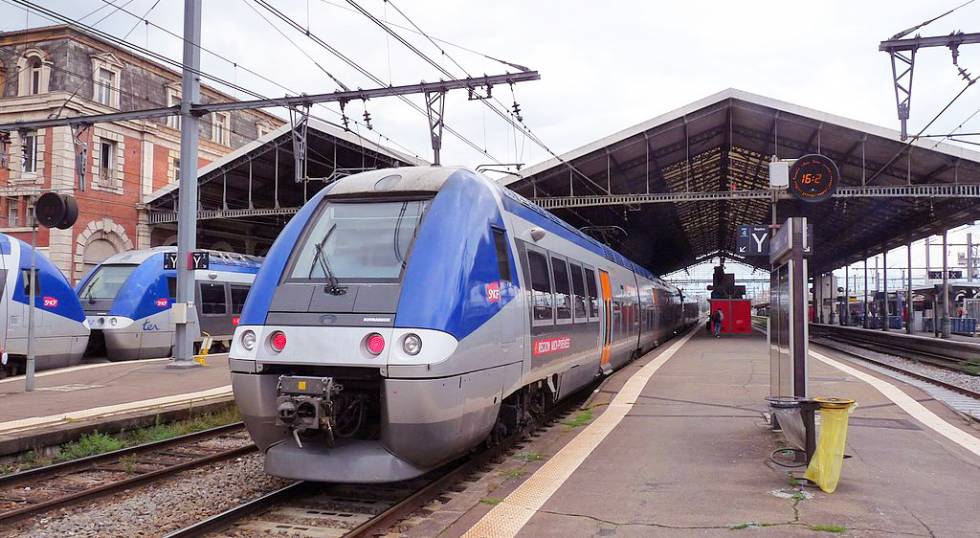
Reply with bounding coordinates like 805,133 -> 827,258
17,50 -> 50,96
22,131 -> 38,174
8,202 -> 19,227
96,67 -> 114,106
257,122 -> 272,138
172,158 -> 180,182
98,140 -> 115,186
212,112 -> 230,145
30,58 -> 42,95
167,90 -> 181,130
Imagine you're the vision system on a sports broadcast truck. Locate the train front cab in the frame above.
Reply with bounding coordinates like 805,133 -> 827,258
230,168 -> 526,482
0,234 -> 88,373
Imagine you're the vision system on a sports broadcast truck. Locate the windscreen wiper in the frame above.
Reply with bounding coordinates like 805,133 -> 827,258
311,224 -> 344,295
84,274 -> 102,304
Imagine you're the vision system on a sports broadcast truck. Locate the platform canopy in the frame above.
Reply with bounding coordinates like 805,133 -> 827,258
502,89 -> 980,275
145,118 -> 425,254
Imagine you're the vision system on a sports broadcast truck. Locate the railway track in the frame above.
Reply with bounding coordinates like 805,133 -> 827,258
167,399 -> 587,538
0,422 -> 254,525
808,324 -> 980,374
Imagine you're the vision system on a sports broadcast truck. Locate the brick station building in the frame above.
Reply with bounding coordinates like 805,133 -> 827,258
0,25 -> 283,283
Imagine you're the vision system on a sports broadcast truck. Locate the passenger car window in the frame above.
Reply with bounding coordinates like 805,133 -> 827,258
552,257 -> 571,320
492,227 -> 511,282
200,283 -> 227,315
527,250 -> 553,321
584,268 -> 599,318
21,268 -> 40,296
230,285 -> 250,315
569,263 -> 587,321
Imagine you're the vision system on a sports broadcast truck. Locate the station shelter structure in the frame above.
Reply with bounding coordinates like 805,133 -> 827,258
497,89 -> 980,330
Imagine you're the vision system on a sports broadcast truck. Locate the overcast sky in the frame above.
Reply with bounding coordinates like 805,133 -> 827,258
3,0 -> 979,277
3,0 -> 978,168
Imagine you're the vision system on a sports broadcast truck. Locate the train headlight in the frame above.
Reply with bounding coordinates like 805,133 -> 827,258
365,333 -> 385,355
270,331 -> 287,353
241,330 -> 256,351
402,333 -> 422,355
109,317 -> 118,327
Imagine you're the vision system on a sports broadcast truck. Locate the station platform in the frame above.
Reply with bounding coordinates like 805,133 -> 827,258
462,329 -> 980,537
0,355 -> 232,456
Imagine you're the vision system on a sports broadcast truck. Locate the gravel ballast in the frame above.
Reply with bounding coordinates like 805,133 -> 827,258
2,453 -> 289,537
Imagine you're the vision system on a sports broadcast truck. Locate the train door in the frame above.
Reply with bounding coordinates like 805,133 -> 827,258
599,270 -> 613,374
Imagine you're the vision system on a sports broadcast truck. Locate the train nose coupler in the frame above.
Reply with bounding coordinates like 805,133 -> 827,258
275,375 -> 342,448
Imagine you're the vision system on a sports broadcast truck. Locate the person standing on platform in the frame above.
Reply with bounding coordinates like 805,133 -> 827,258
712,308 -> 724,337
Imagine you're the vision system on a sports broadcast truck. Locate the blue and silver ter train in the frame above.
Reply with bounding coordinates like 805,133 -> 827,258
76,247 -> 262,361
229,166 -> 698,483
0,233 -> 89,375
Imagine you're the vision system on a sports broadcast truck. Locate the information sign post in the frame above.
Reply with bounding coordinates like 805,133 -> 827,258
769,217 -> 810,400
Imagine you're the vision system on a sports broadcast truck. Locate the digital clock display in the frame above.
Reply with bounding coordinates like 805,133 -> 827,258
788,154 -> 839,203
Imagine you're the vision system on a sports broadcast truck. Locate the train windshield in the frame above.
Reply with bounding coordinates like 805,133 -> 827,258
78,264 -> 137,301
288,199 -> 429,281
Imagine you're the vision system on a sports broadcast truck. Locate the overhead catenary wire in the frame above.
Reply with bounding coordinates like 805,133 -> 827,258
7,0 -> 420,159
865,75 -> 977,185
357,0 -> 607,194
250,0 -> 503,163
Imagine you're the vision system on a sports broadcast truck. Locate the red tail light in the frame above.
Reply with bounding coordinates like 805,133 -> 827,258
366,333 -> 385,355
270,331 -> 287,352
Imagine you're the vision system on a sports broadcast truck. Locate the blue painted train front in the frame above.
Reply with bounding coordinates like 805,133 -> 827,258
230,166 -> 698,483
76,247 -> 261,360
0,233 -> 89,375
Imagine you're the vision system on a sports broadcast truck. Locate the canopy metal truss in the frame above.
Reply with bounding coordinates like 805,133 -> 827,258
532,183 -> 980,209
144,118 -> 423,253
503,89 -> 980,276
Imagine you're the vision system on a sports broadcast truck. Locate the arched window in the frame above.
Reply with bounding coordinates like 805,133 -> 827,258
17,50 -> 50,96
29,57 -> 42,95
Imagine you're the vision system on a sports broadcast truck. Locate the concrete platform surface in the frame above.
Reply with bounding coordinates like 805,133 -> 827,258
0,356 -> 232,455
468,331 -> 980,537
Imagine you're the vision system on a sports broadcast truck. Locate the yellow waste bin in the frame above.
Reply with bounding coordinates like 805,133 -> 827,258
804,397 -> 855,493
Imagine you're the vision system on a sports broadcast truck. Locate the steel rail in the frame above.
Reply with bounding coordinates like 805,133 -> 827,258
810,338 -> 980,401
0,423 -> 253,525
167,394 -> 588,537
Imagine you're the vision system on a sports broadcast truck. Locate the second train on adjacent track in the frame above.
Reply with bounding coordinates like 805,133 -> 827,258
229,166 -> 699,483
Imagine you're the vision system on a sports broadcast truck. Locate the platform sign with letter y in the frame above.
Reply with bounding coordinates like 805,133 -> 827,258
736,225 -> 770,257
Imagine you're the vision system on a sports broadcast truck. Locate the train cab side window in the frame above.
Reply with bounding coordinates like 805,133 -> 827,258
551,257 -> 571,321
200,282 -> 227,315
231,285 -> 249,315
584,267 -> 599,318
491,227 -> 511,282
167,277 -> 177,298
569,263 -> 587,321
20,268 -> 40,296
527,250 -> 553,322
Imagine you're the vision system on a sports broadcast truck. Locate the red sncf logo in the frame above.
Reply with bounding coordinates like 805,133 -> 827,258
42,296 -> 58,308
485,281 -> 501,303
156,298 -> 169,307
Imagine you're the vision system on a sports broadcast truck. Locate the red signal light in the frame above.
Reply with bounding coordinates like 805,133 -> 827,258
270,331 -> 287,352
366,333 -> 385,355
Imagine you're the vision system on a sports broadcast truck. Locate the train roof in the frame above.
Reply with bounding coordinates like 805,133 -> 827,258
96,247 -> 263,269
325,166 -> 669,287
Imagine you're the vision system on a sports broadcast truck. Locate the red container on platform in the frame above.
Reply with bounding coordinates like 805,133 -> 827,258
708,299 -> 752,334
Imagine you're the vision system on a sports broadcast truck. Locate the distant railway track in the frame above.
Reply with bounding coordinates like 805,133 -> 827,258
167,396 -> 588,538
808,324 -> 980,373
0,423 -> 253,526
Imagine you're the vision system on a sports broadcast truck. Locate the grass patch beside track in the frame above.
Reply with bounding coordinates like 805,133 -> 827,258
0,405 -> 240,475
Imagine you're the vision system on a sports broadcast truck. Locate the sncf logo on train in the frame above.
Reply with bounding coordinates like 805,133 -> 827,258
42,296 -> 58,308
485,281 -> 501,303
156,298 -> 169,307
532,336 -> 571,356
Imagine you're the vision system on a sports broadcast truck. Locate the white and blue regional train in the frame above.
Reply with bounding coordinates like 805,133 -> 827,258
229,166 -> 699,483
0,234 -> 89,375
76,247 -> 262,361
